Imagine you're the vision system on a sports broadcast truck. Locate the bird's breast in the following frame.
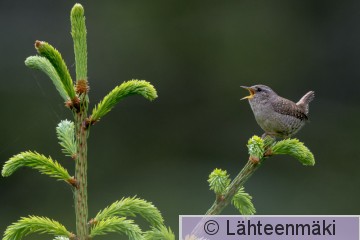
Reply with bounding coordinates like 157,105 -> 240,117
248,98 -> 305,137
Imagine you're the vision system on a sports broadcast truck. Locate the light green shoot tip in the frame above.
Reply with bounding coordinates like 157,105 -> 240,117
72,3 -> 84,12
208,168 -> 231,195
271,138 -> 315,166
247,135 -> 265,160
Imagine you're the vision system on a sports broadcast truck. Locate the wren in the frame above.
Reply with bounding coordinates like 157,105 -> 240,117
241,85 -> 315,138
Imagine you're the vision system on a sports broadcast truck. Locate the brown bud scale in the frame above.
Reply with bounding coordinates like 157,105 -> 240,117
76,79 -> 89,94
68,177 -> 79,189
34,40 -> 43,49
249,156 -> 260,164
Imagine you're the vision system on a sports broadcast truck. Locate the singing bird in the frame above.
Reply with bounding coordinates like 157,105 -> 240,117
241,84 -> 315,138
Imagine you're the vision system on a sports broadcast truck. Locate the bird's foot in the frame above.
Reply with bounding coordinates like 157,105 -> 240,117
261,132 -> 276,140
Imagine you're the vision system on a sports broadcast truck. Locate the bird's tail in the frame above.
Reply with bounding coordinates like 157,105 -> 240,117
296,91 -> 315,115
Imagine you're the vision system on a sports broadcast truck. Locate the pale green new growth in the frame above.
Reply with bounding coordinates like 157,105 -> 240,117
89,217 -> 142,240
35,41 -> 76,99
25,56 -> 69,101
247,136 -> 265,159
94,196 -> 164,228
231,187 -> 256,215
71,4 -> 87,81
91,80 -> 158,122
3,216 -> 73,240
2,151 -> 72,183
271,138 -> 315,166
208,168 -> 231,195
143,226 -> 175,240
56,120 -> 76,158
54,237 -> 69,240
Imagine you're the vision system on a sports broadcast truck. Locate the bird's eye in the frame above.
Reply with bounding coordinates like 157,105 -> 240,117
257,87 -> 262,92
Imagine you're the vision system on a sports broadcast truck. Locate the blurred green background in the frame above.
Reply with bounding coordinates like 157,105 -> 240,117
1,0 -> 359,238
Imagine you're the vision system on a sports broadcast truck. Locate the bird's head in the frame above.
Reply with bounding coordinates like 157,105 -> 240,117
240,84 -> 276,101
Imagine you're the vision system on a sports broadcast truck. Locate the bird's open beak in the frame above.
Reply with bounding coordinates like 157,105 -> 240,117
240,86 -> 255,100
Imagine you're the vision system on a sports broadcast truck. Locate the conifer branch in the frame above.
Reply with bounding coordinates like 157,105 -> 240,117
90,80 -> 158,123
89,216 -> 143,240
92,196 -> 164,228
2,151 -> 74,185
205,135 -> 315,215
3,216 -> 74,240
73,98 -> 89,238
25,56 -> 69,101
3,4 -> 171,240
34,41 -> 76,100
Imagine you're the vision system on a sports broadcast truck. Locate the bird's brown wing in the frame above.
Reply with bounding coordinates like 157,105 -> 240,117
271,97 -> 308,120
